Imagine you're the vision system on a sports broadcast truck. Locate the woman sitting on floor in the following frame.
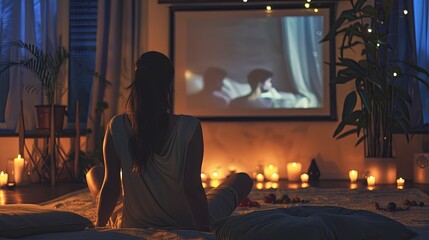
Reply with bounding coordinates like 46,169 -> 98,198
85,51 -> 253,231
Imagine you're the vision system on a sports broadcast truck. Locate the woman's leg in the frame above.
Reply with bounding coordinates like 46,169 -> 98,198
86,165 -> 104,201
206,172 -> 253,222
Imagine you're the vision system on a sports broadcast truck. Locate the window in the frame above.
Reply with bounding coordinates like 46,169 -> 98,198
68,0 -> 97,125
0,1 -> 12,126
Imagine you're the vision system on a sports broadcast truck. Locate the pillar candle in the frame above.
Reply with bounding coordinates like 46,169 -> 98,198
367,176 -> 375,186
349,170 -> 358,183
287,162 -> 302,182
0,171 -> 8,187
264,164 -> 278,181
14,154 -> 24,186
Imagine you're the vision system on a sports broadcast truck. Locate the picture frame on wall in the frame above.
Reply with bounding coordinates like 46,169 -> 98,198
170,3 -> 337,121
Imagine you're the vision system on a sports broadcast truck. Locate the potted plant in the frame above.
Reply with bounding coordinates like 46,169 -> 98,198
322,0 -> 429,183
0,40 -> 69,131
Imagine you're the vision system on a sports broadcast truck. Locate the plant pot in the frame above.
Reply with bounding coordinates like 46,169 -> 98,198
414,153 -> 429,184
35,105 -> 66,132
364,157 -> 397,184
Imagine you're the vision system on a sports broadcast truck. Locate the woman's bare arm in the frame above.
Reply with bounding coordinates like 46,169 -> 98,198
95,127 -> 121,227
184,122 -> 210,231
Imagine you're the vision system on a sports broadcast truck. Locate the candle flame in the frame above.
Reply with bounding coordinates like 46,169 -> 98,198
18,154 -> 21,159
0,171 -> 3,176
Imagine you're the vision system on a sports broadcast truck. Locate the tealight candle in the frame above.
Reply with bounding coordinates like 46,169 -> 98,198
349,170 -> 358,183
300,173 -> 309,183
0,171 -> 8,187
14,154 -> 24,186
287,162 -> 302,182
367,176 -> 375,186
271,172 -> 279,182
256,173 -> 265,182
396,177 -> 405,188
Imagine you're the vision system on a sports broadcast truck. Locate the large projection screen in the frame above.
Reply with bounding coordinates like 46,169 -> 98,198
171,4 -> 336,121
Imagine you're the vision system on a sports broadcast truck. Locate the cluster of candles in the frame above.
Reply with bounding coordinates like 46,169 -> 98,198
0,154 -> 25,188
348,169 -> 405,189
200,166 -> 406,190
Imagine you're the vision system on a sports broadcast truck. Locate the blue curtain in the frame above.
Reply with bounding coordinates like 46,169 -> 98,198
414,0 -> 429,126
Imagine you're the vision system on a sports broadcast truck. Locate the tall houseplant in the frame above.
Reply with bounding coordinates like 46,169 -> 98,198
322,0 -> 429,182
0,40 -> 69,131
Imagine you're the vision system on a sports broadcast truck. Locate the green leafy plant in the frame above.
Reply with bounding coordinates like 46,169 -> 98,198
0,40 -> 69,105
322,0 -> 429,158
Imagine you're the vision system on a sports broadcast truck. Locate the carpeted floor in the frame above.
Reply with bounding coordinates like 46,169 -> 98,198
41,187 -> 429,229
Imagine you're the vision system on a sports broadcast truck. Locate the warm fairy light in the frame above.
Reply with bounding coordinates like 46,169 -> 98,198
393,72 -> 398,77
200,172 -> 207,182
368,28 -> 373,33
349,170 -> 358,183
243,0 -> 247,2
403,9 -> 408,15
376,43 -> 380,47
314,8 -> 319,13
307,0 -> 312,2
211,171 -> 219,179
271,182 -> 278,189
304,3 -> 310,8
266,6 -> 272,11
256,173 -> 265,182
256,182 -> 264,190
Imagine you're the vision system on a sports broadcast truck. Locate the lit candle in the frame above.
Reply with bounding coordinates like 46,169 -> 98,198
367,176 -> 375,186
396,177 -> 405,189
211,171 -> 219,180
0,171 -> 8,187
264,164 -> 278,181
201,172 -> 208,182
256,182 -> 264,190
300,173 -> 309,183
287,162 -> 302,182
14,154 -> 24,186
349,170 -> 358,183
256,173 -> 265,182
271,172 -> 279,182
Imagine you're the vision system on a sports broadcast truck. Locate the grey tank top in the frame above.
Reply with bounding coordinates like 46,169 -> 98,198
108,114 -> 200,229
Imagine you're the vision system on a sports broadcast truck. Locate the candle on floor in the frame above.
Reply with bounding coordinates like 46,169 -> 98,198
349,170 -> 358,183
271,172 -> 279,182
200,172 -> 208,182
0,171 -> 8,187
14,154 -> 24,186
396,177 -> 405,189
287,162 -> 302,182
300,173 -> 309,183
367,176 -> 376,186
256,173 -> 265,182
264,164 -> 278,181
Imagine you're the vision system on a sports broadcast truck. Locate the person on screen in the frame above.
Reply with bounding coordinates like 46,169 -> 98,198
188,67 -> 230,108
229,69 -> 281,109
85,51 -> 253,231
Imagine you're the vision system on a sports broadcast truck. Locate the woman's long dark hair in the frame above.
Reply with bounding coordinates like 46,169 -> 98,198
126,51 -> 174,175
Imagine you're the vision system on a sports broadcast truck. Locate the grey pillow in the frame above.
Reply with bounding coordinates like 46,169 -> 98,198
0,204 -> 93,238
211,206 -> 417,240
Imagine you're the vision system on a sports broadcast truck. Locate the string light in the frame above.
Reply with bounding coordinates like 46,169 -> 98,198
266,5 -> 272,11
376,43 -> 380,47
314,8 -> 319,13
307,0 -> 312,2
368,28 -> 373,33
304,3 -> 310,8
243,0 -> 247,2
403,9 -> 408,15
393,72 -> 398,77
